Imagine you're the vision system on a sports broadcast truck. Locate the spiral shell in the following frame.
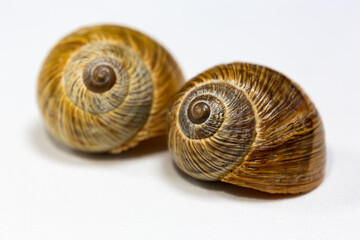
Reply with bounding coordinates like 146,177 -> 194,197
37,25 -> 184,153
168,63 -> 325,194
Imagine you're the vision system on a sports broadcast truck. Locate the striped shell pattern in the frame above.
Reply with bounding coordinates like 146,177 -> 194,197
38,25 -> 184,153
167,63 -> 325,194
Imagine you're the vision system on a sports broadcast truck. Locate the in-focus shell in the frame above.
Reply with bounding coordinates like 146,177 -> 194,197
167,63 -> 325,194
38,25 -> 184,153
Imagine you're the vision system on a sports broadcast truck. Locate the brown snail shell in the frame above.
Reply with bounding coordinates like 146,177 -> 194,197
37,25 -> 184,153
167,62 -> 325,194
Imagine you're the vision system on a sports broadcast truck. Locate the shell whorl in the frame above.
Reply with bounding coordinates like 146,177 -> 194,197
172,82 -> 257,180
62,42 -> 152,116
82,57 -> 118,94
38,25 -> 184,153
168,63 -> 325,194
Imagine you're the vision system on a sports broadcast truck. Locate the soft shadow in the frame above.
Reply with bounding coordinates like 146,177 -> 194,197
166,160 -> 304,200
162,147 -> 334,200
324,146 -> 334,180
29,121 -> 167,164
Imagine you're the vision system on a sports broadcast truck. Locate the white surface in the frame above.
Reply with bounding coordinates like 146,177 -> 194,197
0,0 -> 359,239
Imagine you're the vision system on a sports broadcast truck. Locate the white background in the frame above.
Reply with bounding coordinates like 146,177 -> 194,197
0,0 -> 359,239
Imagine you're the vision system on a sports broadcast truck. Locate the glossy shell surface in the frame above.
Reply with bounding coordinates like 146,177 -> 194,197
38,25 -> 184,153
168,63 -> 325,194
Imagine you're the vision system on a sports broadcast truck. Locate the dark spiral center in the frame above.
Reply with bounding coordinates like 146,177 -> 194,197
188,102 -> 211,124
83,59 -> 117,93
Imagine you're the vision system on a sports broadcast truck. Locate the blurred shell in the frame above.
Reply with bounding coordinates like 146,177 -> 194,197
167,63 -> 325,194
38,25 -> 184,153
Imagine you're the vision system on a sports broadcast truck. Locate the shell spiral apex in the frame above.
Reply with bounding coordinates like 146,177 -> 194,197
37,25 -> 184,153
167,62 -> 325,194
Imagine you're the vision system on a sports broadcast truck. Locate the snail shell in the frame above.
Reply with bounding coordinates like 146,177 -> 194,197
37,25 -> 184,153
167,63 -> 325,194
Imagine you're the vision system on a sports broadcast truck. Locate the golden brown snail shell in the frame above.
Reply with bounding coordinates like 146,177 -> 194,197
37,25 -> 184,153
167,62 -> 325,194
